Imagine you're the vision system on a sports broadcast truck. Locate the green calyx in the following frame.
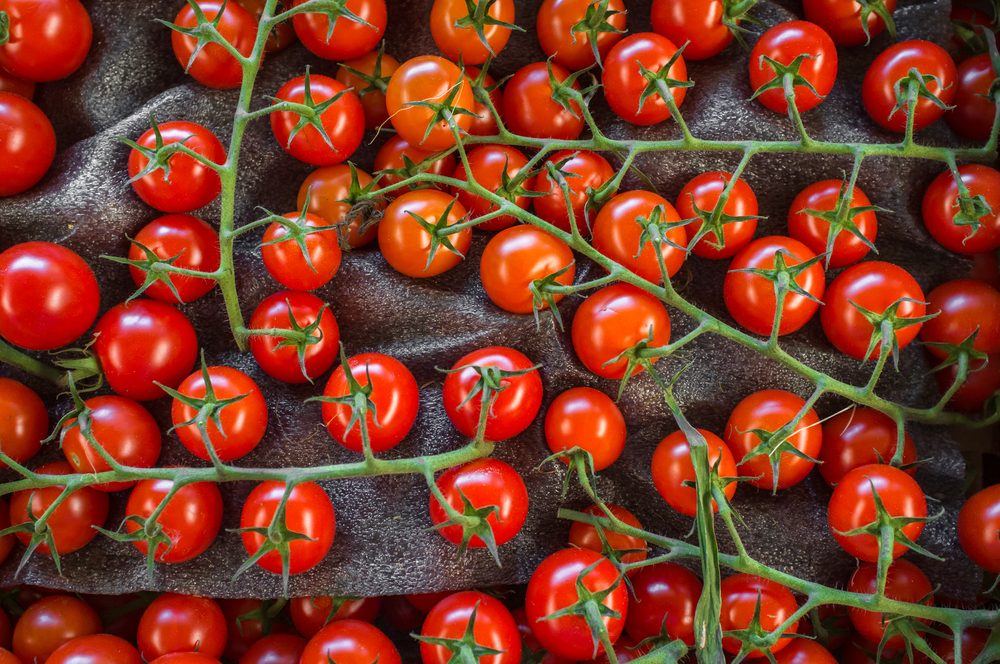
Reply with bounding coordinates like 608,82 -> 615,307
569,0 -> 625,68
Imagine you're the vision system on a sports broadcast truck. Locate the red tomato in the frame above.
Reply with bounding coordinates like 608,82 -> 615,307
958,483 -> 1000,572
171,0 -> 256,89
819,406 -> 916,486
749,21 -> 837,114
61,395 -> 162,492
0,92 -> 55,196
0,66 -> 34,98
592,190 -> 688,282
11,595 -> 101,663
921,279 -> 1000,358
431,0 -> 515,64
862,40 -> 956,132
677,171 -> 759,260
0,0 -> 92,81
803,0 -> 897,46
774,639 -> 838,664
271,75 -> 364,166
823,261 -> 928,360
150,655 -> 222,664
0,377 -> 47,465
236,0 -> 296,52
127,121 -> 226,213
46,633 -> 143,664
625,562 -> 701,646
171,365 -> 268,461
922,164 -> 1000,254
239,634 -> 306,664
788,180 -> 878,268
299,620 -> 401,664
336,50 -> 400,130
0,241 -> 98,350
502,62 -> 584,140
378,190 -> 472,278
847,559 -> 933,647
320,352 -> 419,454
129,214 -> 220,303
536,0 -> 627,70
262,212 -> 342,291
420,591 -> 521,664
480,225 -> 576,314
650,0 -> 734,60
430,459 -> 529,550
9,461 -> 108,556
828,463 -> 927,561
221,597 -> 291,661
290,596 -> 382,637
386,56 -> 475,151
724,389 -> 822,491
571,284 -> 671,379
465,66 -> 504,136
138,594 -> 227,661
124,478 -> 223,564
724,236 -> 825,337
652,428 -> 737,516
568,504 -> 647,568
928,629 -> 989,664
602,33 -> 688,125
720,575 -> 799,658
937,352 -> 1000,412
947,54 -> 998,141
531,150 -> 615,234
525,548 -> 628,660
249,291 -> 340,384
406,592 -> 453,614
241,481 -> 335,575
291,0 -> 387,60
298,164 -> 383,248
451,144 -> 531,231
545,386 -> 626,471
373,135 -> 457,198
93,299 -> 199,401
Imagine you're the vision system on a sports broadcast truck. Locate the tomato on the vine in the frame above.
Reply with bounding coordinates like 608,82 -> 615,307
788,180 -> 878,268
465,66 -> 503,136
544,386 -> 626,471
430,0 -> 515,64
290,596 -> 382,637
652,428 -> 737,516
921,164 -> 1000,254
921,279 -> 1000,358
386,56 -> 475,151
592,190 -> 688,282
373,135 -> 457,198
0,92 -> 55,196
0,378 -> 46,466
298,164 -> 382,248
603,33 -> 688,125
124,478 -> 223,564
378,189 -> 472,277
46,634 -> 143,664
862,40 -> 956,132
774,639 -> 838,664
240,481 -> 336,576
221,597 -> 293,661
802,0 -> 897,46
239,634 -> 305,664
937,352 -> 1000,413
299,620 -> 400,664
451,144 -> 531,231
171,0 -> 256,89
568,504 -> 647,568
138,594 -> 227,661
536,0 -> 627,70
0,0 -> 92,82
720,575 -> 799,658
819,406 -> 916,486
531,150 -> 615,234
292,0 -> 386,60
846,559 -> 933,647
11,595 -> 101,664
150,654 -> 223,664
625,562 -> 701,646
271,74 -> 365,166
262,212 -> 342,291
420,591 -> 521,664
502,62 -> 584,140
930,628 -> 989,664
947,54 -> 998,141
249,290 -> 340,384
236,0 -> 296,52
127,121 -> 226,213
480,225 -> 576,314
749,21 -> 838,114
129,214 -> 220,303
958,483 -> 1000,573
336,50 -> 400,130
650,0 -> 735,60
677,171 -> 759,260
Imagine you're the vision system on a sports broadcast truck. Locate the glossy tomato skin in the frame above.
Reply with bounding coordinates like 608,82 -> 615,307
128,121 -> 226,213
61,395 -> 162,492
138,594 -> 227,661
271,75 -> 364,166
773,639 -> 838,664
678,171 -> 759,259
150,654 -> 223,664
921,279 -> 1000,358
828,463 -> 927,561
336,50 -> 400,130
298,164 -> 382,248
821,261 -> 927,360
171,1 -> 256,88
568,504 -> 647,568
249,291 -> 340,384
937,352 -> 1000,412
420,592 -> 521,664
544,386 -> 626,471
803,0 -> 897,46
431,0 -> 515,64
238,633 -> 306,664
820,406 -> 916,486
652,428 -> 737,516
537,0 -> 627,70
863,40 -> 956,132
0,377 -> 47,466
300,620 -> 401,664
429,459 -> 529,548
788,180 -> 878,268
373,135 -> 457,198
11,595 -> 101,663
603,33 -> 688,125
625,562 -> 701,645
847,559 -> 933,647
93,299 -> 199,401
465,66 -> 503,136
378,190 -> 472,278
46,633 -> 143,664
503,62 -> 584,140
958,483 -> 1000,572
592,191 -> 688,282
386,56 -> 474,151
531,150 -> 615,234
947,54 -> 997,141
0,241 -> 98,350
720,575 -> 799,657
442,346 -> 542,441
451,144 -> 530,231
129,214 -> 220,303
749,21 -> 837,114
0,92 -> 55,196
125,478 -> 223,564
321,352 -> 419,453
650,0 -> 732,60
724,236 -> 825,337
262,212 -> 342,291
0,0 -> 92,82
241,481 -> 336,575
290,596 -> 382,637
172,366 -> 268,461
292,0 -> 387,60
572,284 -> 671,379
480,226 -> 576,314
525,548 -> 628,660
922,165 -> 1000,254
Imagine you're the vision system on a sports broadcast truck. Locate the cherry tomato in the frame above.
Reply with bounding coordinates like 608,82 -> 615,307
929,628 -> 989,664
819,406 -> 916,486
386,56 -> 475,151
0,66 -> 34,98
138,594 -> 227,661
420,591 -> 521,664
921,279 -> 1000,359
0,0 -> 92,82
124,478 -> 223,564
625,562 -> 701,646
0,241 -> 97,350
336,50 -> 400,129
603,33 -> 688,125
221,597 -> 292,661
406,592 -> 453,614
862,40 -> 956,132
922,164 -> 1000,254
271,74 -> 365,166
431,0 -> 515,64
236,0 -> 296,52
262,212 -> 342,290
299,620 -> 401,664
93,299 -> 199,401
724,236 -> 825,337
171,0 -> 256,89
749,21 -> 837,114
937,352 -> 1000,412
0,92 -> 55,196
9,461 -> 109,556
847,559 -> 933,647
525,548 -> 628,661
11,595 -> 101,663
571,284 -> 671,379
239,634 -> 306,664
442,346 -> 542,441
677,171 -> 759,260
545,386 -> 626,471
249,291 -> 339,384
452,144 -> 531,231
0,377 -> 47,466
291,0 -> 387,61
788,180 -> 877,268
536,0 -> 627,70
568,504 -> 647,568
298,164 -> 383,248
373,135 -> 457,198
774,639 -> 838,664
62,395 -> 162,492
379,189 -> 472,277
828,463 -> 927,561
465,66 -> 504,136
958,483 -> 1000,572
821,261 -> 927,360
46,633 -> 143,664
171,365 -> 268,461
531,150 -> 615,234
127,121 -> 226,213
241,481 -> 336,576
128,214 -> 220,303
951,6 -> 998,52
651,428 -> 737,516
480,225 -> 576,314
803,0 -> 897,46
150,655 -> 222,664
947,54 -> 998,141
592,190 -> 688,282
650,0 -> 734,60
720,575 -> 799,657
290,596 -> 382,637
503,62 -> 584,140
724,389 -> 822,491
